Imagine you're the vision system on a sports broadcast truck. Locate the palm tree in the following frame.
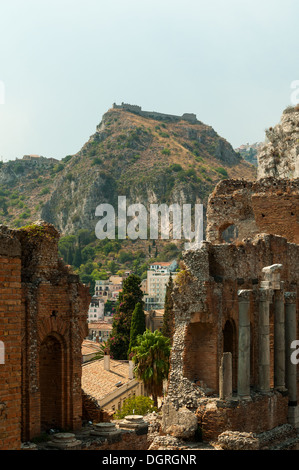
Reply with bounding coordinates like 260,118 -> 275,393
131,329 -> 171,407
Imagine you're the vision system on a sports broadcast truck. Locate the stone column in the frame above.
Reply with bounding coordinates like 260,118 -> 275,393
284,292 -> 299,428
274,290 -> 286,391
129,360 -> 134,380
285,292 -> 297,405
237,290 -> 252,398
258,288 -> 272,393
219,352 -> 232,400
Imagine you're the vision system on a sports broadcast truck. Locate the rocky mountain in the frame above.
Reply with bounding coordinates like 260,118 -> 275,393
257,104 -> 299,179
0,104 -> 256,236
0,104 -> 257,289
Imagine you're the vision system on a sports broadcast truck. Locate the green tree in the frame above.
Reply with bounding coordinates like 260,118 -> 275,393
73,247 -> 82,267
162,274 -> 175,343
128,302 -> 146,357
107,260 -> 118,275
114,396 -> 157,419
108,274 -> 144,359
132,329 -> 171,407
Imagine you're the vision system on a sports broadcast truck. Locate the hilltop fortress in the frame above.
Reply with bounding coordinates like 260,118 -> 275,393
112,102 -> 198,124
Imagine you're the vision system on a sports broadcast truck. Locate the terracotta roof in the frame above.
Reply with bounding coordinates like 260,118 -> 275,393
87,322 -> 113,330
81,340 -> 102,356
82,359 -> 132,401
151,261 -> 173,266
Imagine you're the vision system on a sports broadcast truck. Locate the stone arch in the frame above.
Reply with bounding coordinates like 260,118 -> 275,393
223,319 -> 237,391
39,333 -> 66,431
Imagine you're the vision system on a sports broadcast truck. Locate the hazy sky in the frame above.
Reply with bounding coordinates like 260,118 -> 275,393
0,0 -> 298,161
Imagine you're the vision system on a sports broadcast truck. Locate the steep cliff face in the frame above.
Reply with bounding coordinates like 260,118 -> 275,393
0,106 -> 256,234
257,105 -> 299,179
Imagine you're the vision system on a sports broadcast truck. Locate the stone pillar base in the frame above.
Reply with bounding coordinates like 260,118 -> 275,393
288,406 -> 299,428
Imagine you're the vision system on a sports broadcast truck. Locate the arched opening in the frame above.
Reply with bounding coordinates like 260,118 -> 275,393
223,320 -> 237,391
220,223 -> 239,243
39,334 -> 65,432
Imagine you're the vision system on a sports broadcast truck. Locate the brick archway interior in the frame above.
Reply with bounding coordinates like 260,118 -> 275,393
223,320 -> 237,391
39,334 -> 65,431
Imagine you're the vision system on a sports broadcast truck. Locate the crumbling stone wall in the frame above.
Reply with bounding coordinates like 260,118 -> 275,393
112,102 -> 198,123
196,393 -> 288,441
0,222 -> 90,449
257,106 -> 299,180
206,178 -> 299,244
165,233 -> 299,439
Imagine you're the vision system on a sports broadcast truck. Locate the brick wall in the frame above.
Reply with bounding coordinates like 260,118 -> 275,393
206,178 -> 299,244
0,234 -> 22,450
196,392 -> 289,442
0,223 -> 90,449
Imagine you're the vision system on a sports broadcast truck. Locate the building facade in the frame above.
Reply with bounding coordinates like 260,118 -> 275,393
143,261 -> 177,311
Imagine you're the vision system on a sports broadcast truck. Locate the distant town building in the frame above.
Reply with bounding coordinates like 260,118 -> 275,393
88,297 -> 105,322
143,260 -> 178,310
149,260 -> 178,273
88,321 -> 113,343
94,276 -> 123,302
145,309 -> 164,332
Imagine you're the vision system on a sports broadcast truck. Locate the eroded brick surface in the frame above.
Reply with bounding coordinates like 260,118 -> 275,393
0,222 -> 90,449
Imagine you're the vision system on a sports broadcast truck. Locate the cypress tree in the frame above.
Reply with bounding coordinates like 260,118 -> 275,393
108,274 -> 144,359
128,302 -> 146,357
73,247 -> 82,267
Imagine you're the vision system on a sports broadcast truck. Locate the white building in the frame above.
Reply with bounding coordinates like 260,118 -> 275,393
88,297 -> 105,322
143,260 -> 178,310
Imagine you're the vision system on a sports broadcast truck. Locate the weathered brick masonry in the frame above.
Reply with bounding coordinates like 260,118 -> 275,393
0,223 -> 90,449
207,178 -> 299,244
164,176 -> 299,443
0,228 -> 22,450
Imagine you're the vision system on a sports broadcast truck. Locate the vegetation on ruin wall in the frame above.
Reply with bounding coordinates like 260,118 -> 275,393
114,396 -> 157,419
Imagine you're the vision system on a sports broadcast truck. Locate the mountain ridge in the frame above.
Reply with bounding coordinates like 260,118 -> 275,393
0,104 -> 256,236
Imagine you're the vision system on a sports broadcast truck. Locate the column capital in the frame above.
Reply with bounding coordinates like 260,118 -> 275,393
238,289 -> 252,301
274,289 -> 285,302
259,288 -> 273,302
284,292 -> 297,305
262,264 -> 283,275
